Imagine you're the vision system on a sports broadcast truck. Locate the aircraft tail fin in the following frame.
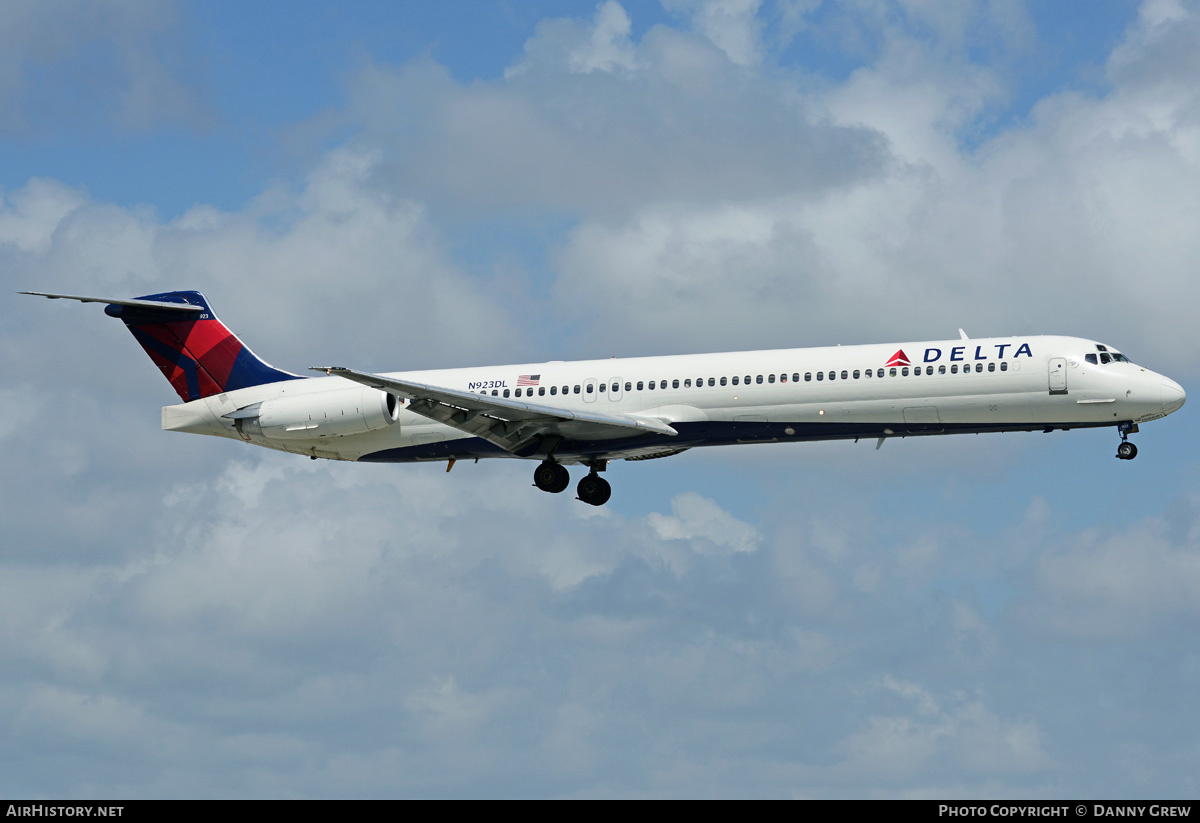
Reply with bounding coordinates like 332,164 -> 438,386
22,289 -> 300,402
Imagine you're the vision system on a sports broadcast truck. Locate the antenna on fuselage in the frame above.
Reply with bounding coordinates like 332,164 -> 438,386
958,329 -> 969,340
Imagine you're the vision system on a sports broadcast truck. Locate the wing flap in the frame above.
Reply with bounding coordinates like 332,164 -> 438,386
311,366 -> 677,453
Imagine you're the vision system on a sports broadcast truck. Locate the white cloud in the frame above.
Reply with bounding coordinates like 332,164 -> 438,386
647,491 -> 761,554
4,149 -> 526,371
831,677 -> 1054,784
1024,496 -> 1200,639
665,0 -> 765,67
571,1 -> 640,74
0,0 -> 210,134
541,1 -> 1200,372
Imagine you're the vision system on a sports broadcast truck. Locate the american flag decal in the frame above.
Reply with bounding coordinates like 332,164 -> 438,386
517,374 -> 541,386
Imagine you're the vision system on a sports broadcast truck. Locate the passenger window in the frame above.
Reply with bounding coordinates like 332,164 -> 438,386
975,363 -> 983,372
1000,362 -> 1008,371
625,382 -> 631,391
793,373 -> 799,382
926,366 -> 933,375
720,377 -> 727,386
672,379 -> 679,389
586,384 -> 593,393
853,370 -> 860,379
805,373 -> 812,382
514,388 -> 521,397
732,376 -> 739,386
503,389 -> 510,397
684,379 -> 691,388
779,374 -> 786,383
648,381 -> 655,390
841,370 -> 848,379
574,385 -> 581,394
637,381 -> 644,390
988,362 -> 996,372
865,369 -> 872,378
598,383 -> 605,392
902,367 -> 909,376
938,365 -> 945,374
660,380 -> 667,389
709,378 -> 716,387
745,375 -> 751,385
550,386 -> 557,395
890,368 -> 897,377
829,371 -> 837,381
539,387 -> 546,396
817,372 -> 824,381
756,375 -> 763,384
492,390 -> 498,396
768,374 -> 776,384
951,364 -> 958,374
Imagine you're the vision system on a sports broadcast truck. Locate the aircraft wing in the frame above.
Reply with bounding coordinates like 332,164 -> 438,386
311,366 -> 678,454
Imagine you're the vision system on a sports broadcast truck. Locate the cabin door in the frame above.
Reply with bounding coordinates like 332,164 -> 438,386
1048,358 -> 1068,395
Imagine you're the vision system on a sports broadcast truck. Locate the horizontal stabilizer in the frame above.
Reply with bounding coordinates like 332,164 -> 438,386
19,291 -> 204,312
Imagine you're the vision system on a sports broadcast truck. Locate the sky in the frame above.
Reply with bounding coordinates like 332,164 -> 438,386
2,0 -> 1199,799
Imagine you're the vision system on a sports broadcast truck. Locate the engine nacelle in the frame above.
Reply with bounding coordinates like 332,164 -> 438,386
248,388 -> 400,440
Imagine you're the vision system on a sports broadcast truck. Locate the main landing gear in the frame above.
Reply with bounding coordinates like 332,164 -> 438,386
532,460 -> 612,506
576,471 -> 612,507
533,460 -> 570,494
1116,422 -> 1139,461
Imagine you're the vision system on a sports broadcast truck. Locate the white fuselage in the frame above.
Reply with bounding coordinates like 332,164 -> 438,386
161,335 -> 1185,464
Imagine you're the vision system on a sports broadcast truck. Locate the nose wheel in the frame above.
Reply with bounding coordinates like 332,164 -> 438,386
1116,422 -> 1138,460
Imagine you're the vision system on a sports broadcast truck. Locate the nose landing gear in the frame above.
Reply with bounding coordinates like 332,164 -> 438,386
1116,422 -> 1139,460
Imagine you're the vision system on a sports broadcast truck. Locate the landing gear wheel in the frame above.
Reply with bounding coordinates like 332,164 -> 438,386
576,473 -> 612,506
1116,441 -> 1138,460
533,461 -> 570,493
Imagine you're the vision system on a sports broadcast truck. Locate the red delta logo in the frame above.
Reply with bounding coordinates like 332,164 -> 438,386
885,349 -> 911,367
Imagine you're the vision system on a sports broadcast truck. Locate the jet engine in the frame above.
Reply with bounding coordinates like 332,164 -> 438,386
231,388 -> 400,441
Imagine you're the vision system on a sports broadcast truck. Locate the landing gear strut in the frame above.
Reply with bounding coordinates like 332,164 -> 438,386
576,470 -> 612,507
533,460 -> 570,493
1116,422 -> 1139,460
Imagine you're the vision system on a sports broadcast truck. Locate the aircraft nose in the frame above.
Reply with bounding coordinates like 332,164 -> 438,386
1161,379 -> 1186,415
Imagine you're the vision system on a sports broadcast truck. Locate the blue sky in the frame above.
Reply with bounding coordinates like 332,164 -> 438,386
3,0 -> 1200,798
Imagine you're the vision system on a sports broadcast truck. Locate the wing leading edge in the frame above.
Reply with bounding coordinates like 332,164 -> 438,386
312,366 -> 678,454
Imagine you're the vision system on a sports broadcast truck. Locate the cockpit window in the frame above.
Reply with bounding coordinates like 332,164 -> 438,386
1111,352 -> 1130,362
1085,354 -> 1097,365
1100,353 -> 1112,364
1096,344 -> 1108,352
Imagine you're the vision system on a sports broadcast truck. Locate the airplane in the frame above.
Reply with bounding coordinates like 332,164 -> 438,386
21,289 -> 1186,506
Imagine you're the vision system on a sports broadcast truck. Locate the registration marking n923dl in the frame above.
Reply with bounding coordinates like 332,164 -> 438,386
468,380 -> 506,390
